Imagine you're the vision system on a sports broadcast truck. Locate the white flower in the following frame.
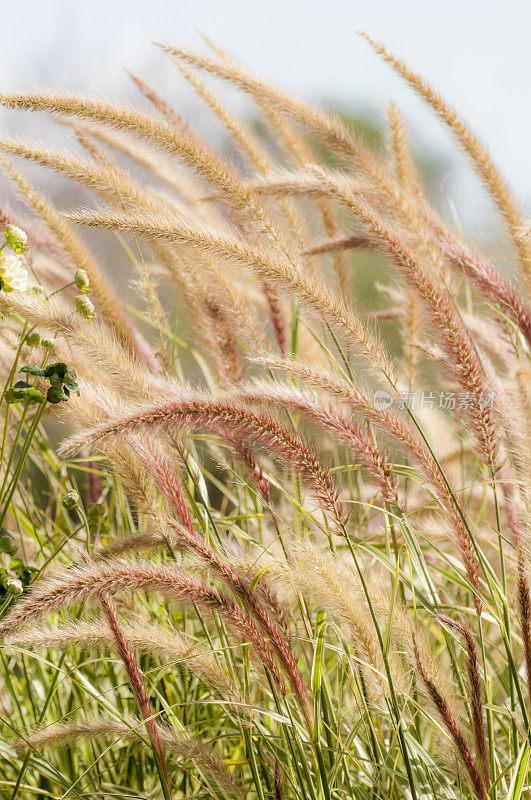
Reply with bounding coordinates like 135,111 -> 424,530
0,253 -> 29,292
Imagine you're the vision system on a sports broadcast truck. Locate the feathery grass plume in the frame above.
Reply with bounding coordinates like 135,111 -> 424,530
64,204 -> 393,379
514,367 -> 531,530
61,396 -> 343,693
98,439 -> 174,521
303,233 -> 373,256
150,241 -> 246,385
128,433 -> 195,532
191,252 -> 267,352
72,122 -> 109,162
91,97 -> 262,372
197,33 -> 300,166
0,92 -> 252,210
59,391 -> 344,532
0,90 -> 292,352
17,716 -> 244,798
269,149 -> 352,300
60,415 -> 295,691
373,176 -> 531,348
362,33 -> 531,291
226,435 -> 276,513
437,225 -> 531,348
97,590 -> 171,794
160,43 -> 452,276
187,265 -> 246,383
0,92 -> 231,244
172,60 -> 310,253
0,558 -> 286,694
71,110 -> 253,374
200,44 -> 354,297
158,43 -> 389,178
285,539 -> 399,694
75,121 -> 203,202
12,717 -> 148,753
237,381 -> 400,506
94,531 -> 171,557
310,165 -> 499,469
386,102 -> 419,194
0,137 -> 183,220
87,476 -> 286,627
517,551 -> 531,714
438,615 -> 489,785
258,354 -> 483,610
185,525 -> 289,631
413,633 -> 488,800
127,71 -> 188,129
0,155 -> 159,370
386,102 -> 422,386
336,541 -> 449,674
461,313 -> 518,373
171,63 -> 269,174
253,356 -> 437,503
232,170 -> 373,201
287,540 -> 459,716
201,305 -> 244,384
129,433 -> 303,677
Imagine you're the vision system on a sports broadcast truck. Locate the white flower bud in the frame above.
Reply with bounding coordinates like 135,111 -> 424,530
75,295 -> 96,320
4,224 -> 28,254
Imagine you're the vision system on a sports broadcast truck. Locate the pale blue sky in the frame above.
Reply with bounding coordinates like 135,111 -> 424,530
2,0 -> 530,226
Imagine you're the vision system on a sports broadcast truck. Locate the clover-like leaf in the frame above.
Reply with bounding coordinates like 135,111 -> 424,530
44,362 -> 70,381
64,378 -> 79,394
42,362 -> 79,400
46,384 -> 69,404
20,364 -> 46,377
5,381 -> 45,405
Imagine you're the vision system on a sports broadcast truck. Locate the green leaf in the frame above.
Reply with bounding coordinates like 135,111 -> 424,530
47,384 -> 69,404
250,564 -> 275,593
311,615 -> 327,696
20,364 -> 45,377
44,362 -> 69,381
4,382 -> 45,404
506,739 -> 530,800
64,379 -> 79,394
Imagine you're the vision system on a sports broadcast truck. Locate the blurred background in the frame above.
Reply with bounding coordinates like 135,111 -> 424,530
1,0 -> 529,235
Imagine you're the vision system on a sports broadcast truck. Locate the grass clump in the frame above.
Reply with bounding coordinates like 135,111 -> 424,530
0,34 -> 529,800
